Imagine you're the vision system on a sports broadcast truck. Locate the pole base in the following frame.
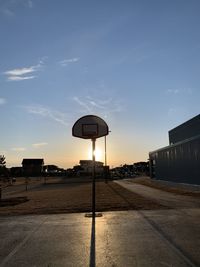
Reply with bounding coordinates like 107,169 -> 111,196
85,213 -> 103,218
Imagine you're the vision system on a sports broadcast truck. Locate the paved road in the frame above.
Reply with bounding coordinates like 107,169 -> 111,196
0,209 -> 200,267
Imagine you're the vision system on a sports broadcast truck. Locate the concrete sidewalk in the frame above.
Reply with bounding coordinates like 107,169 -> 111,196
0,210 -> 200,267
115,179 -> 200,209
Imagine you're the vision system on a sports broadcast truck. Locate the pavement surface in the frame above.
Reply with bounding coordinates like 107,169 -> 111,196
1,179 -> 200,267
0,209 -> 200,267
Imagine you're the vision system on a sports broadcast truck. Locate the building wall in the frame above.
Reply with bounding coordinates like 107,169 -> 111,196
149,135 -> 200,185
79,160 -> 104,175
169,114 -> 200,144
22,165 -> 43,176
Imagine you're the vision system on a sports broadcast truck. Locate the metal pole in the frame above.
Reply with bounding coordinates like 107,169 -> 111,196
104,135 -> 107,183
104,135 -> 107,166
92,138 -> 96,218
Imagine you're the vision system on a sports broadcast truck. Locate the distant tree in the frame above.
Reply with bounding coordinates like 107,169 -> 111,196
10,167 -> 22,177
73,165 -> 84,172
0,155 -> 9,177
0,155 -> 6,199
0,155 -> 6,175
44,165 -> 59,172
0,155 -> 6,167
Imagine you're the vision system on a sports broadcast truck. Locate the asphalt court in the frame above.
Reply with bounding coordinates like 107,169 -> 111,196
0,209 -> 200,267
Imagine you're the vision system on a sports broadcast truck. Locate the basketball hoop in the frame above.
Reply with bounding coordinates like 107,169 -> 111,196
72,115 -> 109,218
72,115 -> 108,139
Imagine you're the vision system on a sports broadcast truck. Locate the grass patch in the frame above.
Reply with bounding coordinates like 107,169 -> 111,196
0,181 -> 168,215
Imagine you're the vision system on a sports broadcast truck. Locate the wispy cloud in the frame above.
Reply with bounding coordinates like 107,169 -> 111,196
11,147 -> 26,152
166,88 -> 193,95
5,66 -> 36,76
8,75 -> 35,81
24,105 -> 69,126
73,97 -> 92,113
27,0 -> 33,8
0,0 -> 33,17
59,57 -> 80,66
4,61 -> 43,81
166,89 -> 180,94
32,142 -> 48,148
73,94 -> 123,117
2,8 -> 14,16
0,98 -> 6,105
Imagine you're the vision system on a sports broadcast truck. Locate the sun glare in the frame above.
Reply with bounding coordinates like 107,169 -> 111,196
88,147 -> 103,162
95,148 -> 103,161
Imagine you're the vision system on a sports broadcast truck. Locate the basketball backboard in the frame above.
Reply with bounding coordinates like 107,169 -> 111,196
72,115 -> 109,139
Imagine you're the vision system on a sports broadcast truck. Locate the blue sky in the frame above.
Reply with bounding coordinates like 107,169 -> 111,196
0,0 -> 200,168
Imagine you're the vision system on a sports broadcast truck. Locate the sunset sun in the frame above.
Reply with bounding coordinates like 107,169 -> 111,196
88,147 -> 103,162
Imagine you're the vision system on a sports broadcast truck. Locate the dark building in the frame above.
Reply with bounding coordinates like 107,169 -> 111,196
149,114 -> 200,185
169,114 -> 200,145
79,160 -> 104,175
22,158 -> 44,176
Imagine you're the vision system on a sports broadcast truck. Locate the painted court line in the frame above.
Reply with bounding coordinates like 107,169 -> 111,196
138,211 -> 198,267
0,218 -> 47,267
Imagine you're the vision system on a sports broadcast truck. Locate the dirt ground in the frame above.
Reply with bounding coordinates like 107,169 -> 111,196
0,177 -> 168,215
1,176 -> 199,216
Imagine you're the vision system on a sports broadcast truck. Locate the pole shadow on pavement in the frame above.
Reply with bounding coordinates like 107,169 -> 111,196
89,216 -> 96,267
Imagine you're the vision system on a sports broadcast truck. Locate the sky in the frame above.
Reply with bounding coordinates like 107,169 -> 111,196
0,0 -> 200,168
